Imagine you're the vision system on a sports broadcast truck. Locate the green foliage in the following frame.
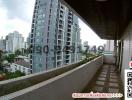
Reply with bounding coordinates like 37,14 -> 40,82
15,49 -> 22,56
5,54 -> 16,63
26,48 -> 31,54
5,71 -> 25,79
0,50 -> 3,59
0,50 -> 3,66
23,48 -> 30,56
82,52 -> 100,63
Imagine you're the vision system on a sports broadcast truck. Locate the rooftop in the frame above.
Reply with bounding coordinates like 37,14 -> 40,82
14,60 -> 30,68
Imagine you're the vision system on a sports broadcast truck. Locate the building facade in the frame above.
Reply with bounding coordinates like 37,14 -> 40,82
104,40 -> 114,52
10,60 -> 31,75
30,0 -> 81,73
5,31 -> 24,53
0,37 -> 6,51
82,41 -> 88,51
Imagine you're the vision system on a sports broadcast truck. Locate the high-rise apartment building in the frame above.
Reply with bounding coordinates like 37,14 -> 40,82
82,41 -> 88,51
105,40 -> 114,52
0,37 -> 6,51
6,31 -> 24,53
30,0 -> 81,73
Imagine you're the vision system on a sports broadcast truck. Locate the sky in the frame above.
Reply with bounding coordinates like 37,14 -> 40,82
0,0 -> 106,46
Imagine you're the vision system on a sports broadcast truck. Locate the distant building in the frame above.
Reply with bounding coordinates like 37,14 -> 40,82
10,60 -> 31,75
5,31 -> 24,53
15,55 -> 30,62
105,40 -> 114,52
0,37 -> 6,51
24,42 -> 28,50
3,56 -> 31,75
26,33 -> 31,49
82,41 -> 88,51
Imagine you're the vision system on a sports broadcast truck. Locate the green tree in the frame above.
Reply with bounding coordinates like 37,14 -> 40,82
5,54 -> 16,63
15,49 -> 21,56
0,50 -> 3,67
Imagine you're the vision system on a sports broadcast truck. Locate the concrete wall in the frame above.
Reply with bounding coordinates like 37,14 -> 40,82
103,54 -> 116,64
0,61 -> 83,96
105,40 -> 114,52
0,56 -> 103,100
120,21 -> 132,83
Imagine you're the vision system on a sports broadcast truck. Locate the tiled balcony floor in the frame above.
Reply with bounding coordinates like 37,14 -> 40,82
75,65 -> 124,100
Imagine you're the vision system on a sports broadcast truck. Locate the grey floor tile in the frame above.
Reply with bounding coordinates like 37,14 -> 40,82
109,83 -> 119,87
96,81 -> 105,85
92,86 -> 104,92
109,78 -> 119,82
98,77 -> 106,81
99,74 -> 107,78
108,88 -> 120,93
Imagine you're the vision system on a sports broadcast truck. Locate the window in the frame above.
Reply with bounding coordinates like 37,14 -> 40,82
31,29 -> 34,33
61,6 -> 64,9
19,66 -> 21,70
36,38 -> 40,42
23,67 -> 25,71
47,39 -> 49,43
42,14 -> 45,18
37,20 -> 41,24
39,58 -> 42,62
60,14 -> 63,18
30,59 -> 32,63
38,9 -> 43,14
31,39 -> 33,43
48,26 -> 50,31
28,69 -> 31,72
36,32 -> 41,36
31,34 -> 33,38
39,64 -> 42,68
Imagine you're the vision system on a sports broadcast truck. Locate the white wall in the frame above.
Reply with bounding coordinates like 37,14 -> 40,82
105,40 -> 114,52
82,41 -> 88,51
0,38 -> 6,50
103,54 -> 116,64
121,22 -> 132,82
6,31 -> 24,53
11,63 -> 31,75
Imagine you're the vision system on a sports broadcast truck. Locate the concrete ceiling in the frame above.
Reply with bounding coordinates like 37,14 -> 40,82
60,0 -> 132,40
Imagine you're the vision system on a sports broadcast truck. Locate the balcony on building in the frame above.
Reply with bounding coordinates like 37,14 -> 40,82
57,35 -> 62,40
67,37 -> 71,41
59,24 -> 63,29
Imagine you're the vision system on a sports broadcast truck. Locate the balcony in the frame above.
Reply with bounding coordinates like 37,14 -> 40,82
67,37 -> 71,41
0,55 -> 123,100
58,35 -> 62,39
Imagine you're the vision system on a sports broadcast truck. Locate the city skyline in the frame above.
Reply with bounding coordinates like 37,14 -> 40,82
0,0 -> 106,46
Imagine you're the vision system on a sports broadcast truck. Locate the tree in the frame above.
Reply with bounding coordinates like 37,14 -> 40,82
5,54 -> 16,63
23,47 -> 31,56
15,49 -> 21,56
0,50 -> 3,67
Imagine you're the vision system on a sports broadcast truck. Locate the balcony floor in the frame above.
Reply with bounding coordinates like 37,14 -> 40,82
76,64 -> 124,100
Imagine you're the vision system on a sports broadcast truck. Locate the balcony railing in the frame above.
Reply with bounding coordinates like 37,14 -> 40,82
0,56 -> 103,100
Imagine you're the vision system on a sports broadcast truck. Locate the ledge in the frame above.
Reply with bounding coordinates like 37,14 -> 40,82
0,56 -> 103,100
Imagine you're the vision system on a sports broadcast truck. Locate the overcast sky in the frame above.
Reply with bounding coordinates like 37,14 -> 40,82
0,0 -> 106,46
